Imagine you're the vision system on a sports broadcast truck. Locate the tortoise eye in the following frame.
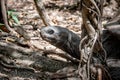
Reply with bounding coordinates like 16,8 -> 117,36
47,29 -> 54,34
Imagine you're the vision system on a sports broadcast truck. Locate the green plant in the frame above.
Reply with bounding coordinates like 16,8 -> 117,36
8,10 -> 19,24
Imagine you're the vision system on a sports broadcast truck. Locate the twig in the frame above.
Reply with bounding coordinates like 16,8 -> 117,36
33,0 -> 51,26
49,72 -> 76,79
79,0 -> 110,80
1,0 -> 17,35
43,50 -> 80,64
87,32 -> 98,80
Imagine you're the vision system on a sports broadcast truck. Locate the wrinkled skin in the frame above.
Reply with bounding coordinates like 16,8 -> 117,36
40,26 -> 80,59
102,30 -> 120,80
39,26 -> 120,80
40,26 -> 120,59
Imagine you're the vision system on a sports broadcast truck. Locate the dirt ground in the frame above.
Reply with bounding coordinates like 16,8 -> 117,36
0,0 -> 119,80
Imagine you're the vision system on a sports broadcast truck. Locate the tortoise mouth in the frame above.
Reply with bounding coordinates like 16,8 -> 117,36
40,27 -> 58,42
40,31 -> 56,42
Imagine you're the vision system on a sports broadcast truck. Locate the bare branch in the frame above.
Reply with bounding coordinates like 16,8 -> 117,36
33,0 -> 52,26
1,0 -> 18,35
79,0 -> 111,80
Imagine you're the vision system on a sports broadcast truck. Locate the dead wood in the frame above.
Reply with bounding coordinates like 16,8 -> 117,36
43,50 -> 80,63
78,0 -> 112,80
0,0 -> 18,35
0,35 -> 75,79
33,0 -> 52,26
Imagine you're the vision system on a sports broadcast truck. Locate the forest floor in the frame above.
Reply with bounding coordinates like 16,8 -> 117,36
8,0 -> 82,51
7,0 -> 117,56
0,0 -> 119,80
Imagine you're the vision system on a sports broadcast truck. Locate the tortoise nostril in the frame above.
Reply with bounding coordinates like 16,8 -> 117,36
47,29 -> 54,34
